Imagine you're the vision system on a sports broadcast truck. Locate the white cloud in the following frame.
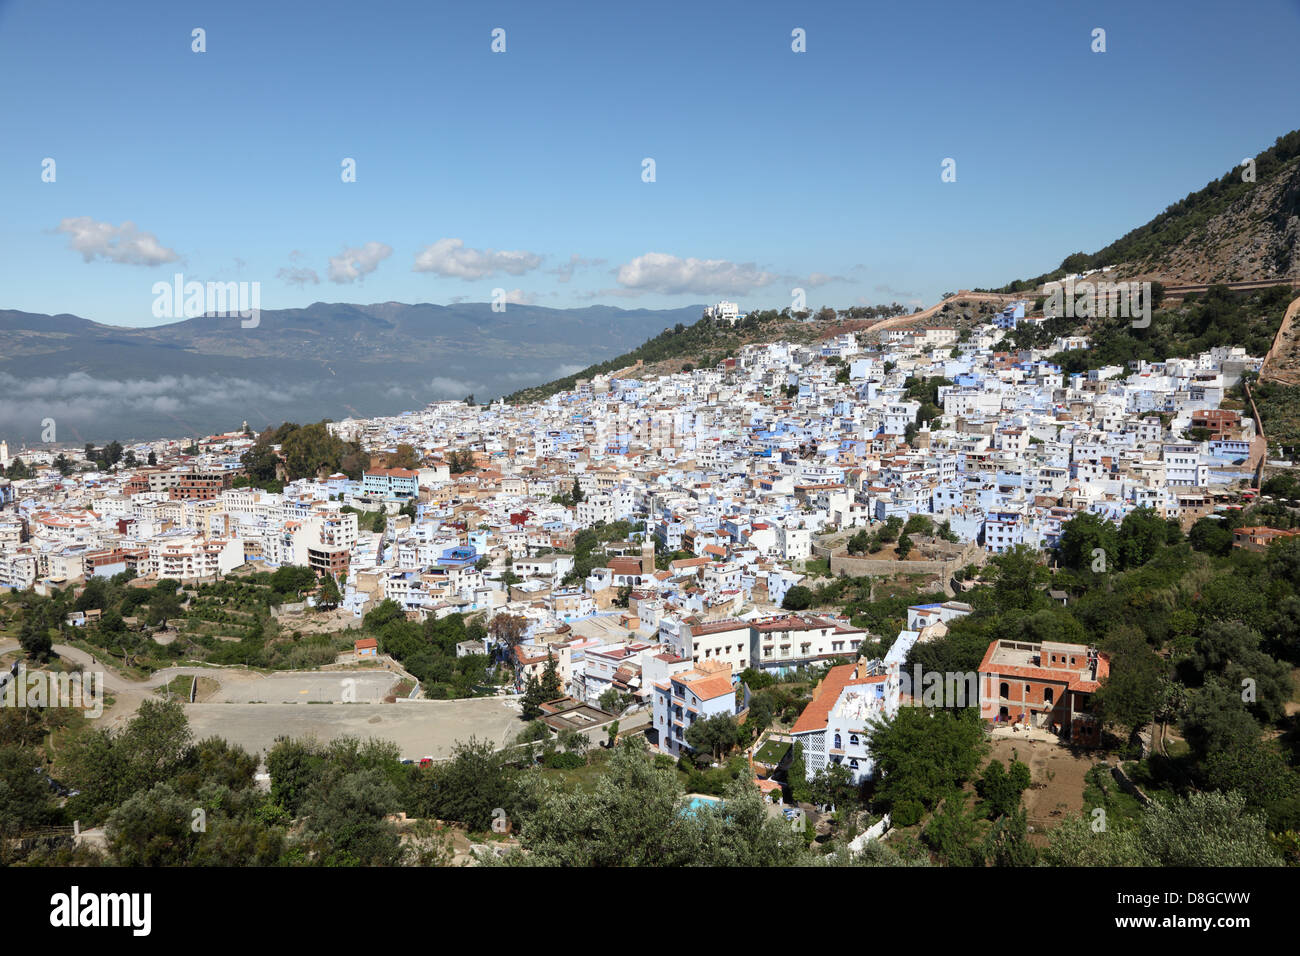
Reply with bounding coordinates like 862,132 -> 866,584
0,372 -> 317,434
328,241 -> 393,284
428,375 -> 477,396
615,252 -> 778,296
498,288 -> 536,305
56,217 -> 180,266
413,238 -> 542,279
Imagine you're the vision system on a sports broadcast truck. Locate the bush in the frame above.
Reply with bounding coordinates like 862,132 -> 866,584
892,798 -> 923,828
782,586 -> 813,611
543,751 -> 586,770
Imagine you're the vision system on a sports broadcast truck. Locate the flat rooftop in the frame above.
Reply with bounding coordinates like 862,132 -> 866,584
540,704 -> 616,733
986,640 -> 1041,668
566,614 -> 644,644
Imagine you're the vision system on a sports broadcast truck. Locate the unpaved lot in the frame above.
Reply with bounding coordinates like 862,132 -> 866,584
989,734 -> 1103,842
208,669 -> 399,704
184,695 -> 526,760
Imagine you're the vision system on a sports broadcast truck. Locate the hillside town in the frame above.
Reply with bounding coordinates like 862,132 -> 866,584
0,301 -> 1269,773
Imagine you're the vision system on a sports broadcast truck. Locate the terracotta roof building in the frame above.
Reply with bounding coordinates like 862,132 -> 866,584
977,639 -> 1108,746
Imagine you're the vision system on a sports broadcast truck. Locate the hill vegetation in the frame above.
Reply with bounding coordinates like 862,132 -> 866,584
505,313 -> 813,403
1011,283 -> 1296,373
505,302 -> 916,404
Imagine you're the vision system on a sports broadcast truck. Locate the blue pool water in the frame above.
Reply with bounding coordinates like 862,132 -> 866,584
683,796 -> 722,815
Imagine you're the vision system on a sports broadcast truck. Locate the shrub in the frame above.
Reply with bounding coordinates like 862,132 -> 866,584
543,751 -> 586,770
892,798 -> 923,828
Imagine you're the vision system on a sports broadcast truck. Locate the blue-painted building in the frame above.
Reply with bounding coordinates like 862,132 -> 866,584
994,301 -> 1026,329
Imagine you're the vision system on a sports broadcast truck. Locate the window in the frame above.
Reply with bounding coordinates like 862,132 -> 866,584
999,681 -> 1009,698
833,733 -> 842,749
1044,687 -> 1054,705
849,734 -> 859,746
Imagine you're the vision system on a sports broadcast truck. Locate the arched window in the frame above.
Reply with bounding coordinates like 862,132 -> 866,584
1044,687 -> 1054,705
849,734 -> 859,746
833,732 -> 842,749
999,682 -> 1009,698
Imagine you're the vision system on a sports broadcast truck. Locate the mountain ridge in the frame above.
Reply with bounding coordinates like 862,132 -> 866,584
0,301 -> 705,443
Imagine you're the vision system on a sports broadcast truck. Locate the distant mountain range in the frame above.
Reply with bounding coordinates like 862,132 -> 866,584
0,302 -> 704,444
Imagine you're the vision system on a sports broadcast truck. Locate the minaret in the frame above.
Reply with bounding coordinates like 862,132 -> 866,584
640,538 -> 656,575
0,440 -> 8,469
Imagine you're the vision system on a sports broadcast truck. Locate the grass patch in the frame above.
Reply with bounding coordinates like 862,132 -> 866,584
754,739 -> 791,766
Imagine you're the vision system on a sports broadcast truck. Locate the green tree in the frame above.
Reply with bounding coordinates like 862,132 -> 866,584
782,585 -> 813,611
1092,627 -> 1164,740
1188,517 -> 1233,556
1204,738 -> 1300,809
498,745 -> 805,867
922,791 -> 984,866
105,783 -> 198,866
521,674 -> 544,721
1136,791 -> 1282,866
1056,511 -> 1118,572
298,766 -> 403,866
846,530 -> 872,555
977,758 -> 1031,819
317,573 -> 342,610
0,745 -> 56,856
867,707 -> 988,811
18,605 -> 53,662
989,545 -> 1048,612
64,698 -> 194,821
984,807 -> 1037,866
684,714 -> 740,762
415,738 -> 518,832
539,650 -> 563,701
808,761 -> 858,811
787,743 -> 811,803
266,736 -> 326,815
1180,677 -> 1261,760
1117,507 -> 1167,569
896,532 -> 914,558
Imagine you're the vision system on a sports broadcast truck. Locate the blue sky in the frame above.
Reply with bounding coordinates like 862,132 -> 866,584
1,0 -> 1298,327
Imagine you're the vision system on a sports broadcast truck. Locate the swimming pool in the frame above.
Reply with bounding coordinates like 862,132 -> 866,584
683,795 -> 722,815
